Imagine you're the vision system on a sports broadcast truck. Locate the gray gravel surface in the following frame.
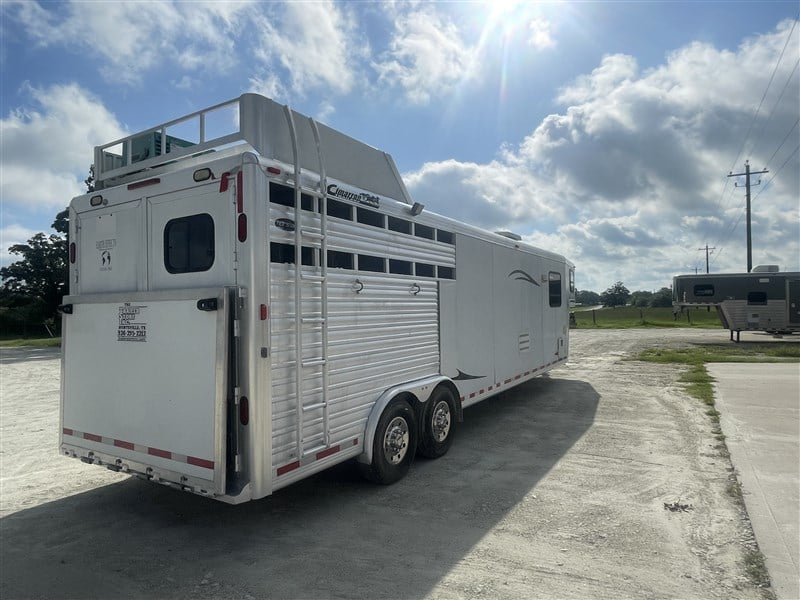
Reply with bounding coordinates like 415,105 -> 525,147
0,329 -> 770,599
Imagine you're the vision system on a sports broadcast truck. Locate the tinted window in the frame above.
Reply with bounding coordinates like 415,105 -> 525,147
357,208 -> 384,228
694,284 -> 715,297
270,182 -> 313,210
438,266 -> 456,280
415,223 -> 435,240
416,263 -> 435,277
270,242 -> 314,266
437,230 -> 455,244
389,259 -> 413,275
328,250 -> 354,269
549,272 -> 562,307
388,216 -> 412,234
164,213 -> 214,273
359,254 -> 385,272
327,199 -> 352,220
747,291 -> 767,305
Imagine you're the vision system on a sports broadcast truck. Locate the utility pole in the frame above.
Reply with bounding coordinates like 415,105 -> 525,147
697,244 -> 716,273
728,160 -> 768,272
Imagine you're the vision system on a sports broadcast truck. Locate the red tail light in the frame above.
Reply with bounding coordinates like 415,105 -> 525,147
238,213 -> 247,242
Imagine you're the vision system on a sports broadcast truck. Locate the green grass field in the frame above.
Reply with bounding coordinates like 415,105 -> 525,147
572,305 -> 722,329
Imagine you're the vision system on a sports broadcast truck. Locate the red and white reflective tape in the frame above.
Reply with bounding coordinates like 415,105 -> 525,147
276,438 -> 359,477
460,356 -> 568,402
62,427 -> 214,470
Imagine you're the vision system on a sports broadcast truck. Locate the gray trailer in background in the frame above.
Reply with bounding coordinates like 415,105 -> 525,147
673,267 -> 800,341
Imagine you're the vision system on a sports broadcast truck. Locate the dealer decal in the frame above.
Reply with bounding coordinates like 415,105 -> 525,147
118,303 -> 148,342
326,183 -> 380,208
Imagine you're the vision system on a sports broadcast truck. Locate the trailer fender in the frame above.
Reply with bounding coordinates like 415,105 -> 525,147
357,375 -> 459,465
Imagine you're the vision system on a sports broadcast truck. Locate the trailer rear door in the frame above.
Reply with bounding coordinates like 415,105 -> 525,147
60,287 -> 232,495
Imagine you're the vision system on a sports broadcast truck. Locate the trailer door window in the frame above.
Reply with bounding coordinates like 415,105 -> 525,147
549,272 -> 562,307
694,284 -> 715,297
164,213 -> 214,273
747,291 -> 768,305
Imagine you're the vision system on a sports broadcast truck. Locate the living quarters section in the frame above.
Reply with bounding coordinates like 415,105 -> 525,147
266,180 -> 456,483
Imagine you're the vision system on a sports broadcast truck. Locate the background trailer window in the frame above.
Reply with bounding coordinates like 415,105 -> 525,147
549,272 -> 562,307
164,213 -> 214,273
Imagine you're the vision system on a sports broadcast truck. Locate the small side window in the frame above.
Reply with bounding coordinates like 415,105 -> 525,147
359,254 -> 385,273
270,242 -> 315,266
747,291 -> 767,305
415,223 -> 435,240
164,213 -> 214,273
416,263 -> 435,277
327,199 -> 353,221
437,230 -> 455,245
549,272 -> 562,307
694,284 -> 715,297
389,259 -> 413,275
357,208 -> 385,228
269,182 -> 313,210
388,216 -> 412,234
328,250 -> 354,270
438,266 -> 456,280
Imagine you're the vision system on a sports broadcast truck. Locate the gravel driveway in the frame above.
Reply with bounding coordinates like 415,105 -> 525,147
0,329 -> 769,599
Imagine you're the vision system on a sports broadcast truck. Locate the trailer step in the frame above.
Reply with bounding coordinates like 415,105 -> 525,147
302,402 -> 327,412
301,317 -> 326,324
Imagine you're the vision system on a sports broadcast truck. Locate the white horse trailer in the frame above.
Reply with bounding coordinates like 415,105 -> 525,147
673,268 -> 800,341
60,94 -> 575,503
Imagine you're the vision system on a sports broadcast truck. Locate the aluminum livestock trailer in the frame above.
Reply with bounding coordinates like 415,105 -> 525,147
673,267 -> 800,341
60,94 -> 575,503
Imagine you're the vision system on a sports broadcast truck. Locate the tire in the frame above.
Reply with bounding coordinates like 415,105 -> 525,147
359,398 -> 418,485
417,386 -> 457,459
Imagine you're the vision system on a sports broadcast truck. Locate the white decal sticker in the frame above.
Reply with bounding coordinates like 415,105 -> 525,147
118,303 -> 147,342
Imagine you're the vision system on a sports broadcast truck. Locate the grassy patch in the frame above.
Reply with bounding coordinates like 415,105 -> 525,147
573,306 -> 721,329
0,337 -> 61,348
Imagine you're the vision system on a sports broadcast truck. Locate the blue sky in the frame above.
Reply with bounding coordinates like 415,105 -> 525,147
1,0 -> 798,292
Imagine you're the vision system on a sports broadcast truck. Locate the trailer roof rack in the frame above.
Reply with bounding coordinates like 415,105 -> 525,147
94,93 -> 413,205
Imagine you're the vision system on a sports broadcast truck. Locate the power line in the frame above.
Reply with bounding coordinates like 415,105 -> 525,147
727,161 -> 769,272
697,245 -> 716,273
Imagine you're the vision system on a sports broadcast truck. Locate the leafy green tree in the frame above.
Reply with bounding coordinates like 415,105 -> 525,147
630,290 -> 653,307
650,287 -> 673,308
600,281 -> 630,307
1,211 -> 68,334
575,290 -> 600,306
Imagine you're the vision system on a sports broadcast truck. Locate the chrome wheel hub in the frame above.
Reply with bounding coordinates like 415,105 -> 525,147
383,416 -> 410,464
431,400 -> 451,443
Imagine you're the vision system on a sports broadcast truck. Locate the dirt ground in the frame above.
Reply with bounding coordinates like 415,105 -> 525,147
0,330 -> 771,599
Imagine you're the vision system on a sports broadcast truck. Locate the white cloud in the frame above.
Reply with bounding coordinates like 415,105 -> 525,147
405,20 -> 800,291
0,224 -> 38,266
374,7 -> 476,105
250,1 -> 365,100
0,83 -> 125,210
528,18 -> 556,50
4,1 -> 250,85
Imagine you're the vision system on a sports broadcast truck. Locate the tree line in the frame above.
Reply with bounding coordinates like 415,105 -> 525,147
576,281 -> 673,308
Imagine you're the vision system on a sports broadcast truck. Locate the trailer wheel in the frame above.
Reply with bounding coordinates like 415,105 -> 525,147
417,386 -> 457,459
360,398 -> 418,485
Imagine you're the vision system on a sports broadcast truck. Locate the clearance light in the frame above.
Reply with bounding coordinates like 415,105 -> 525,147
238,213 -> 248,242
193,168 -> 213,182
260,304 -> 268,320
266,166 -> 281,175
89,195 -> 103,207
69,242 -> 76,264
